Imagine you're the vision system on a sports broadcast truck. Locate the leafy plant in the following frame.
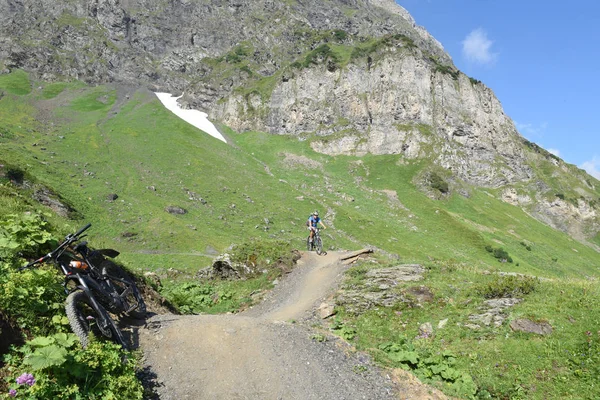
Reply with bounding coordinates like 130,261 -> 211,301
331,317 -> 356,340
0,214 -> 63,336
311,333 -> 326,342
476,275 -> 538,299
378,341 -> 477,397
0,213 -> 55,260
3,339 -> 143,399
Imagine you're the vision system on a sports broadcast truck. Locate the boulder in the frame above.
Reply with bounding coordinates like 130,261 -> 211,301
166,206 -> 187,215
509,319 -> 553,335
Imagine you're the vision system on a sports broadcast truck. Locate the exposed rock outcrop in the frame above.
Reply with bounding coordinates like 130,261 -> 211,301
1,0 -> 598,241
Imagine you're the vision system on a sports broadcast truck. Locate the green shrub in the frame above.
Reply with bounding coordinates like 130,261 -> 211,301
0,213 -> 64,336
484,245 -> 513,263
161,281 -> 220,314
476,275 -> 538,299
0,213 -> 56,261
0,264 -> 65,336
378,341 -> 477,398
492,247 -> 509,260
230,238 -> 295,267
331,317 -> 356,340
520,241 -> 532,251
302,44 -> 342,70
3,338 -> 143,399
225,45 -> 250,64
429,172 -> 449,193
332,29 -> 348,42
430,58 -> 459,80
0,214 -> 143,399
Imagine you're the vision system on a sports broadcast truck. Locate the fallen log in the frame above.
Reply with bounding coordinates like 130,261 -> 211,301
340,248 -> 373,261
342,256 -> 360,265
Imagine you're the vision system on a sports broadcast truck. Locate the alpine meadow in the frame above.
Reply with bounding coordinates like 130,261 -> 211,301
1,1 -> 600,399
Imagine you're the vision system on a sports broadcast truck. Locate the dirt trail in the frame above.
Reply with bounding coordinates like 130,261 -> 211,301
138,251 -> 399,399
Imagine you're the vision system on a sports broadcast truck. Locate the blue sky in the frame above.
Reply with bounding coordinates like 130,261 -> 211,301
397,0 -> 600,179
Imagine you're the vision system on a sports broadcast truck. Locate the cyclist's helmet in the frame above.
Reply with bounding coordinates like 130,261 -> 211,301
313,211 -> 319,216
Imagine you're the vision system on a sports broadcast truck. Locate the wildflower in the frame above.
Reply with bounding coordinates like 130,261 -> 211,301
8,389 -> 17,397
16,372 -> 35,386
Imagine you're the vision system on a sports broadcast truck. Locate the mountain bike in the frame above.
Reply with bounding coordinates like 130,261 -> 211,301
307,227 -> 323,255
22,223 -> 146,349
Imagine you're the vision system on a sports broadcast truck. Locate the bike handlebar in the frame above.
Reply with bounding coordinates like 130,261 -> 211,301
20,223 -> 92,270
74,223 -> 91,238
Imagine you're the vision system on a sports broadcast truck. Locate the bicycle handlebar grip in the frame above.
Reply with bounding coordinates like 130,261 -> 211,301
20,255 -> 46,270
74,223 -> 92,237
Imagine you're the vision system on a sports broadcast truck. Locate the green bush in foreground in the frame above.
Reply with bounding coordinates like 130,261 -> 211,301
378,340 -> 477,398
0,213 -> 143,399
3,338 -> 143,399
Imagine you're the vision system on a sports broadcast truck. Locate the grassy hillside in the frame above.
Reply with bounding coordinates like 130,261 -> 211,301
2,71 -> 600,398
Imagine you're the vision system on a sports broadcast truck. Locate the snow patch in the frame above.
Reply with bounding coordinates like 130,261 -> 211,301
154,92 -> 226,143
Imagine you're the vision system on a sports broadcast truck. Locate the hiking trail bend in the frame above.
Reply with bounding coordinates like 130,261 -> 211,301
138,251 -> 399,400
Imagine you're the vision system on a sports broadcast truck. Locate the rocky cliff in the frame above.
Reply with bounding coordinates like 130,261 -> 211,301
0,0 -> 598,243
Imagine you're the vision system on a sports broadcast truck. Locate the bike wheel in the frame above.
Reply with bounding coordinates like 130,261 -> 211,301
65,290 -> 127,349
307,236 -> 313,251
315,237 -> 323,255
101,261 -> 147,319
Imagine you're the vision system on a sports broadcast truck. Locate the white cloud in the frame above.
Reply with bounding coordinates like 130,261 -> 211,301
462,28 -> 498,65
580,157 -> 600,179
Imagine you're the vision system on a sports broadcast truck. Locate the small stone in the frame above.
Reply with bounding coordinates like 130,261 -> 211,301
318,303 -> 336,319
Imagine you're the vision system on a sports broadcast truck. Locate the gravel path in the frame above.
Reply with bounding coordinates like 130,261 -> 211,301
138,251 -> 400,399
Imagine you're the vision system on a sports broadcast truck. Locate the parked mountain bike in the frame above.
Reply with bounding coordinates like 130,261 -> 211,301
22,223 -> 146,349
307,227 -> 323,255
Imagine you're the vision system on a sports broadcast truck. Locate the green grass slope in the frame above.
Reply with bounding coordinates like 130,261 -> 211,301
2,71 -> 600,399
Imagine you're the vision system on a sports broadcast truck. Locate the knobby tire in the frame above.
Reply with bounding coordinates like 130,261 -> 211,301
65,290 -> 128,349
101,261 -> 147,319
315,236 -> 323,255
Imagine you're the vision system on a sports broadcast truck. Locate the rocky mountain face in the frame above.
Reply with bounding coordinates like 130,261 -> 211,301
1,0 -> 598,243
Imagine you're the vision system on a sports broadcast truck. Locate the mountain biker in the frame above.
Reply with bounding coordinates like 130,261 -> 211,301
307,211 -> 326,243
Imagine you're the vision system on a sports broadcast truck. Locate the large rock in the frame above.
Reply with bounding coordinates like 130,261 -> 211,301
510,318 -> 553,335
336,264 -> 426,314
197,253 -> 260,280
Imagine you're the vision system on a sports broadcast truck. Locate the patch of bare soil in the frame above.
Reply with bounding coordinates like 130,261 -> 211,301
137,251 -> 448,399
